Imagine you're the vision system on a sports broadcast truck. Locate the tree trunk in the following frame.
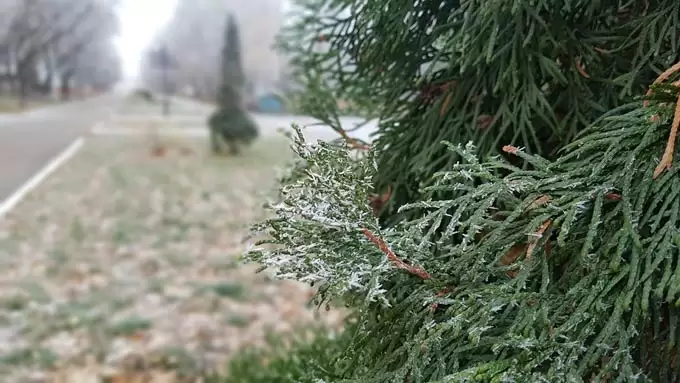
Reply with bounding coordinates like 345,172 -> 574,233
227,141 -> 240,155
41,70 -> 53,96
15,53 -> 38,108
18,75 -> 28,109
25,65 -> 40,95
60,71 -> 73,101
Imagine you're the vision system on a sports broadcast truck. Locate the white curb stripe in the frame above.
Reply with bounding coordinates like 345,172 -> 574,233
0,137 -> 85,219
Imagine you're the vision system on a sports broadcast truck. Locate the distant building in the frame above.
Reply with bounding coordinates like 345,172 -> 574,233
255,92 -> 285,114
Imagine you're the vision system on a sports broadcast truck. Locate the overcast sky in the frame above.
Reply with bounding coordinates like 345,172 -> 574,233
114,0 -> 178,82
113,0 -> 292,87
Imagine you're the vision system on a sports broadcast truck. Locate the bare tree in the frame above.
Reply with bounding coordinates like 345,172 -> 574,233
71,39 -> 121,93
0,0 -> 120,105
0,1 -> 21,90
51,0 -> 119,99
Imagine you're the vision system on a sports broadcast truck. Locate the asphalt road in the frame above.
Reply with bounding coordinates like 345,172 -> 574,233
0,92 -> 377,205
0,94 -> 119,203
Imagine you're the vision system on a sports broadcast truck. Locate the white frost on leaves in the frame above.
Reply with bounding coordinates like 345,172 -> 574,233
490,303 -> 505,313
459,169 -> 474,181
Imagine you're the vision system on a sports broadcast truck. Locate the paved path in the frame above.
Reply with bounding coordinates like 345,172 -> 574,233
111,95 -> 378,143
0,94 -> 120,203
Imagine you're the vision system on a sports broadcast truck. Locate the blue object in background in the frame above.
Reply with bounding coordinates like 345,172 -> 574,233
256,94 -> 284,114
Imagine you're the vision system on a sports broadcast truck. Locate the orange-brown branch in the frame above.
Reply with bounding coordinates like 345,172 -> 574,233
527,195 -> 551,210
605,193 -> 622,201
429,286 -> 456,312
575,56 -> 590,78
362,228 -> 432,280
337,128 -> 371,150
525,220 -> 552,263
369,185 -> 392,216
644,61 -> 680,106
502,145 -> 518,155
440,93 -> 452,117
639,60 -> 680,179
653,94 -> 680,179
499,219 -> 552,278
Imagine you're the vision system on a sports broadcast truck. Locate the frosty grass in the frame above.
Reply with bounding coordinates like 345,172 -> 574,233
0,135 -> 344,381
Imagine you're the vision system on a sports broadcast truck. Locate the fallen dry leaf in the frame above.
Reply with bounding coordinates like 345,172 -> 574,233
0,121 -> 345,381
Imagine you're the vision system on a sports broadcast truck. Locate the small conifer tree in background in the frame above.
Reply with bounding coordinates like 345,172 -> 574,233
208,13 -> 258,155
220,0 -> 680,382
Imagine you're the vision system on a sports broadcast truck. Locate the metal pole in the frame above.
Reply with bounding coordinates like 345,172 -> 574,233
162,68 -> 169,116
160,46 -> 170,117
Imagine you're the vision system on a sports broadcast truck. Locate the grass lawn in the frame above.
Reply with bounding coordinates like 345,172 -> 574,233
0,135 -> 343,382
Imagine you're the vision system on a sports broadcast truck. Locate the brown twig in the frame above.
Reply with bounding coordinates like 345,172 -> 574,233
605,192 -> 622,201
369,185 -> 392,216
527,195 -> 551,210
499,244 -> 526,279
499,219 -> 552,278
575,56 -> 590,78
429,286 -> 455,312
335,126 -> 371,151
362,228 -> 432,280
525,220 -> 551,263
653,94 -> 680,179
644,61 -> 680,107
502,145 -> 518,155
637,60 -> 680,179
440,93 -> 452,117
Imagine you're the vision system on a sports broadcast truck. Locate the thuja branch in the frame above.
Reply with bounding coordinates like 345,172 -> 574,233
369,185 -> 392,216
653,90 -> 680,179
361,228 -> 432,280
643,60 -> 680,179
340,129 -> 371,150
644,61 -> 680,102
362,227 -> 455,311
321,115 -> 371,151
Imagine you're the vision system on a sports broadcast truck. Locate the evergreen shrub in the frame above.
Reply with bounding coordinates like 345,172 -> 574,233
226,0 -> 680,381
208,13 -> 259,155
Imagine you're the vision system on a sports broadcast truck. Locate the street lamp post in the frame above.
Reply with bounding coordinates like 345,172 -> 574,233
158,45 -> 171,117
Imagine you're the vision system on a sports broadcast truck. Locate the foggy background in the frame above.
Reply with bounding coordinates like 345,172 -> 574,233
135,0 -> 292,104
0,0 -> 122,106
0,0 -> 293,108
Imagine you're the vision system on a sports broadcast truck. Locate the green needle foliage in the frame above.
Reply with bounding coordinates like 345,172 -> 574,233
278,0 -> 680,223
222,0 -> 680,381
243,84 -> 680,381
218,326 -> 352,382
208,13 -> 258,155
